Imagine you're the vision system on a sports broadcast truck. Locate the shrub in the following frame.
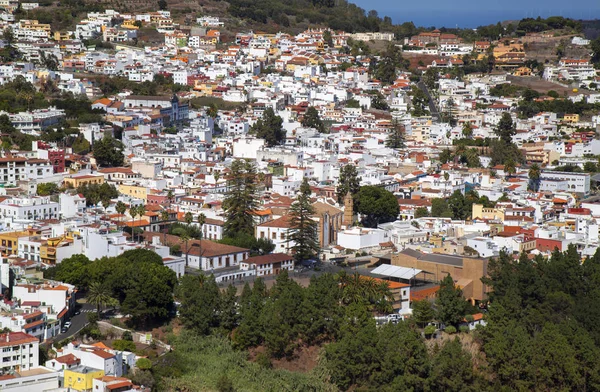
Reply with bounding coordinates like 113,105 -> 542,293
122,330 -> 133,341
136,357 -> 152,370
255,352 -> 272,369
113,339 -> 137,352
424,325 -> 436,337
216,374 -> 235,392
87,312 -> 99,324
459,325 -> 470,333
445,325 -> 457,334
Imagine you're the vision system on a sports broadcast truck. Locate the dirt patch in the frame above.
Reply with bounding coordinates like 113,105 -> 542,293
249,344 -> 322,373
506,75 -> 587,96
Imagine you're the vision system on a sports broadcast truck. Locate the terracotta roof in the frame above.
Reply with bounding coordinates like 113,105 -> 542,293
244,253 -> 293,266
0,332 -> 37,347
55,353 -> 80,365
258,215 -> 292,229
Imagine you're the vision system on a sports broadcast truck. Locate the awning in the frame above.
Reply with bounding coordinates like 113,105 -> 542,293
371,264 -> 422,280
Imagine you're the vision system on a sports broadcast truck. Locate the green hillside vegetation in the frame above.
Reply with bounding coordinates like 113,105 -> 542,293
153,332 -> 336,391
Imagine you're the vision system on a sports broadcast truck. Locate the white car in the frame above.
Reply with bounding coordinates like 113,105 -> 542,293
63,322 -> 72,329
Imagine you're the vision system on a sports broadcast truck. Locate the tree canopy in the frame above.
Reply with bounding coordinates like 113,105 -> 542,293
92,135 -> 124,167
354,186 -> 399,228
250,108 -> 285,147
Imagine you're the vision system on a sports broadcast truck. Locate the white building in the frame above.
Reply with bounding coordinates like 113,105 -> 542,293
239,253 -> 294,277
0,332 -> 39,373
337,227 -> 389,250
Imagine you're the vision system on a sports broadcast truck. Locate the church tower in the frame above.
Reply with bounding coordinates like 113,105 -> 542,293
343,192 -> 354,227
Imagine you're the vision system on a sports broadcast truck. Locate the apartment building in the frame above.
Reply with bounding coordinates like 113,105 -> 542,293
0,332 -> 39,373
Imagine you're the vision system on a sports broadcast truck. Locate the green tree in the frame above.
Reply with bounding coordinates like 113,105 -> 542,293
462,122 -> 473,138
301,106 -> 325,133
250,108 -> 284,146
448,190 -> 467,220
288,178 -> 319,264
412,300 -> 435,327
36,182 -> 59,196
495,112 -> 516,145
354,186 -> 399,227
439,148 -> 453,164
219,284 -> 239,332
385,120 -> 405,149
414,206 -> 429,218
113,339 -> 136,352
177,275 -> 221,335
43,254 -> 91,289
336,164 -> 361,204
428,338 -> 475,391
528,163 -> 541,191
93,135 -> 124,167
223,160 -> 258,237
87,281 -> 113,315
436,274 -> 468,326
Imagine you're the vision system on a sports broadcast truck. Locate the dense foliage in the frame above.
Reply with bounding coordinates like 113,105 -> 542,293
288,178 -> 319,264
249,108 -> 285,146
336,164 -> 361,204
44,250 -> 177,328
223,159 -> 259,237
480,246 -> 600,390
354,186 -> 399,227
93,136 -> 125,167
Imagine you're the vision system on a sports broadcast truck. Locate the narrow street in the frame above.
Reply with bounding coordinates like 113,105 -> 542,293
417,80 -> 441,122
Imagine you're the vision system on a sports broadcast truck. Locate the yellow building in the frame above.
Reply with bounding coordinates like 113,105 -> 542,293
513,66 -> 532,76
563,113 -> 580,124
53,31 -> 71,41
40,235 -> 76,265
63,174 -> 105,189
472,204 -> 505,221
0,231 -> 29,257
64,367 -> 105,391
118,184 -> 148,201
121,19 -> 139,29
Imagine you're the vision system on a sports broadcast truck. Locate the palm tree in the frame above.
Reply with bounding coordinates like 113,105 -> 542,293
115,201 -> 126,231
528,163 -> 541,192
161,209 -> 170,244
184,211 -> 193,227
166,190 -> 174,208
197,213 -> 206,259
180,232 -> 191,267
135,204 -> 145,242
128,207 -> 138,242
87,281 -> 112,315
504,159 -> 516,179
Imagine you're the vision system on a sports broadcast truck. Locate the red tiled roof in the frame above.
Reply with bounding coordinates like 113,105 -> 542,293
0,332 -> 37,347
244,253 -> 293,266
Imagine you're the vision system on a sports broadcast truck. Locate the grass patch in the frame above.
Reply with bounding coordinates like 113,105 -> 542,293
153,331 -> 335,391
189,97 -> 242,111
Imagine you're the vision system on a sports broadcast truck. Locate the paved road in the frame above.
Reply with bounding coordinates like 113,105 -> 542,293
417,80 -> 441,122
52,303 -> 95,341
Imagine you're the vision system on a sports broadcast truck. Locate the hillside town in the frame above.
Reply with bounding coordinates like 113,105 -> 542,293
0,2 -> 599,391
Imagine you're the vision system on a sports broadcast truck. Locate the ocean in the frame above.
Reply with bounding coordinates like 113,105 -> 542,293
367,9 -> 599,29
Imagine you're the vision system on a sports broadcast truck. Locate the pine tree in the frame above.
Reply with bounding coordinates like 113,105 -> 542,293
250,108 -> 284,146
301,106 -> 326,133
288,178 -> 319,264
336,164 -> 361,204
385,120 -> 405,149
223,160 -> 258,238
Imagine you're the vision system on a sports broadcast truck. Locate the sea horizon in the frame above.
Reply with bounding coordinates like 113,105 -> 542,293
350,3 -> 600,29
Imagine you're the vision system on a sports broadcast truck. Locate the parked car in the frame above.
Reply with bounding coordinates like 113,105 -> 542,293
63,321 -> 72,329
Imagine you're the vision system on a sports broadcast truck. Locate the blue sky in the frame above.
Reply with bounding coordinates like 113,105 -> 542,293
350,0 -> 600,28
